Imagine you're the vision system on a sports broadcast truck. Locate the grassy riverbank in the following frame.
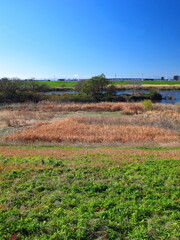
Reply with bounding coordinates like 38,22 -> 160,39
0,102 -> 179,239
37,80 -> 180,89
0,146 -> 180,240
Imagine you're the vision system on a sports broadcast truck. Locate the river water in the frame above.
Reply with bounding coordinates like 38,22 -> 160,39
47,89 -> 180,104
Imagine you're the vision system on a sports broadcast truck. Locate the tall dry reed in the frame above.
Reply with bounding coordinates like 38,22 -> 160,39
4,117 -> 179,144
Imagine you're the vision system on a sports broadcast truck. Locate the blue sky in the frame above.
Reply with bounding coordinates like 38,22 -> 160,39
0,0 -> 180,79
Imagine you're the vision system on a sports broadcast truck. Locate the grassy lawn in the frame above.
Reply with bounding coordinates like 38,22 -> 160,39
36,80 -> 180,88
0,147 -> 179,240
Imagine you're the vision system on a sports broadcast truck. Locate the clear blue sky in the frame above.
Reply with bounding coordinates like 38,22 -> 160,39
0,0 -> 180,79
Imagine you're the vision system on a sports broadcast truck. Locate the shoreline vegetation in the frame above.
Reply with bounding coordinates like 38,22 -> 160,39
0,76 -> 180,104
49,84 -> 180,91
0,75 -> 167,103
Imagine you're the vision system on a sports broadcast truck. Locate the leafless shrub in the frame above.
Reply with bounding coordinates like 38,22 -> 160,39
133,111 -> 180,131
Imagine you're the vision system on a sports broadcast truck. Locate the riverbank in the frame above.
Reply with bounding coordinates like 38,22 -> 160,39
115,84 -> 180,90
1,146 -> 179,239
49,84 -> 180,91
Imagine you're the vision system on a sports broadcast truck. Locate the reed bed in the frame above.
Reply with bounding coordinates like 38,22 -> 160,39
4,116 -> 179,144
39,101 -> 174,113
1,101 -> 180,145
39,101 -> 179,112
3,101 -> 179,113
3,101 -> 179,117
39,102 -> 133,112
0,109 -> 56,127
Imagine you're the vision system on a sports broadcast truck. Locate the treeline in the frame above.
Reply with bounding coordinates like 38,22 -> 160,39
0,75 -> 162,103
0,75 -> 117,103
49,74 -> 162,103
0,78 -> 50,103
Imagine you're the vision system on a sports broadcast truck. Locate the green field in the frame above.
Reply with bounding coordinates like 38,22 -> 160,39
36,80 -> 180,88
0,147 -> 179,240
111,80 -> 180,85
37,81 -> 78,88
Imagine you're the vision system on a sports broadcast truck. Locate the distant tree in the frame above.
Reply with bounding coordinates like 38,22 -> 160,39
75,80 -> 86,93
0,78 -> 49,103
22,80 -> 50,92
75,74 -> 109,97
0,78 -> 18,101
131,81 -> 143,95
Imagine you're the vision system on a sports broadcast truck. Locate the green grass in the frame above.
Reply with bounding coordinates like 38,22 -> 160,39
111,80 -> 180,85
37,81 -> 78,88
36,80 -> 180,88
4,145 -> 180,151
0,153 -> 179,240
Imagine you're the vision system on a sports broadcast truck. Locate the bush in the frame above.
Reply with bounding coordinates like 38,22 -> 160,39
142,100 -> 153,110
48,93 -> 93,103
175,102 -> 180,112
0,78 -> 49,103
75,74 -> 109,98
147,89 -> 162,100
106,85 -> 117,95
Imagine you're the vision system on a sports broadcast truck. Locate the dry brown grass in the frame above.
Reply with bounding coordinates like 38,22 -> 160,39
115,84 -> 180,89
131,111 -> 180,131
39,101 -> 155,114
2,101 -> 179,115
1,101 -> 180,145
32,101 -> 180,114
3,101 -> 146,113
0,109 -> 56,127
4,116 -> 179,144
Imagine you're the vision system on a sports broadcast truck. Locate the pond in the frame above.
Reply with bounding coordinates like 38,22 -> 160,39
47,89 -> 180,104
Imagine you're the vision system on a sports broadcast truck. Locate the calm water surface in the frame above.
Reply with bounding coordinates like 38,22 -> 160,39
47,89 -> 180,104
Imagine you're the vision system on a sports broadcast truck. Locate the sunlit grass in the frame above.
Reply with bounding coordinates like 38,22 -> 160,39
36,80 -> 180,88
0,152 -> 179,240
37,80 -> 78,88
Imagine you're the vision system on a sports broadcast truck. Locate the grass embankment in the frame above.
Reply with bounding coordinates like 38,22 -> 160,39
0,102 -> 179,239
37,80 -> 180,88
0,146 -> 180,240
